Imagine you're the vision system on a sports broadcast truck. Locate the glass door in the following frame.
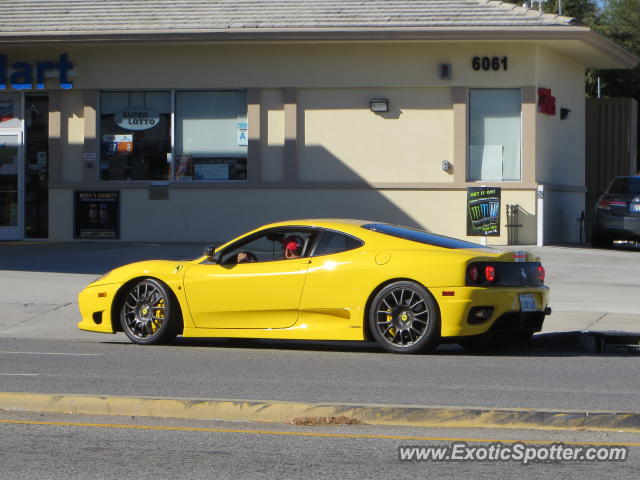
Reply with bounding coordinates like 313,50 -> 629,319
0,131 -> 23,239
25,95 -> 49,238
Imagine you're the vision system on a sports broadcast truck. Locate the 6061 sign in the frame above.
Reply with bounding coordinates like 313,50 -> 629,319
472,56 -> 508,71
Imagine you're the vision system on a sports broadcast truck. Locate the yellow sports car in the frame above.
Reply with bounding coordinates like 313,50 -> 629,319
78,219 -> 550,353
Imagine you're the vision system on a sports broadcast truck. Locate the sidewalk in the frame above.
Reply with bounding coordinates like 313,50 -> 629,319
0,241 -> 639,345
520,245 -> 640,345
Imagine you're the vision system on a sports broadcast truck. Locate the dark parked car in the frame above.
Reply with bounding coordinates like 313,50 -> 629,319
591,175 -> 640,248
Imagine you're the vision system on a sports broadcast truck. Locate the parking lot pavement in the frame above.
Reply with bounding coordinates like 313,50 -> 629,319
0,241 -> 639,343
520,245 -> 640,339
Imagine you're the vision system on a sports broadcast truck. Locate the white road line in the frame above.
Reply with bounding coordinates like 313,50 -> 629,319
0,351 -> 102,356
0,373 -> 40,376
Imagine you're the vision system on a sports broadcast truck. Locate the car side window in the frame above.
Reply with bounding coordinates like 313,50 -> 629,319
218,228 -> 317,265
312,231 -> 364,257
220,234 -> 277,264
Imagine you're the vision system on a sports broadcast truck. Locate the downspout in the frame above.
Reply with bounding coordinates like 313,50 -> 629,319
537,184 -> 544,246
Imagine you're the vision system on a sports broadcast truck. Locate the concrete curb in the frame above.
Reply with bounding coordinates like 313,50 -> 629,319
2,392 -> 640,432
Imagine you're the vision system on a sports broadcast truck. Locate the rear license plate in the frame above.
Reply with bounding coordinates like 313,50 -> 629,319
519,294 -> 536,312
630,203 -> 640,213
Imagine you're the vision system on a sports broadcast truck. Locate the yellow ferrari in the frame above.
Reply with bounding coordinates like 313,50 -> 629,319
78,219 -> 550,353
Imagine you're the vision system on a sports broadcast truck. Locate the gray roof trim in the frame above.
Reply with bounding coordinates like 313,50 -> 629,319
0,25 -> 633,68
0,25 -> 597,42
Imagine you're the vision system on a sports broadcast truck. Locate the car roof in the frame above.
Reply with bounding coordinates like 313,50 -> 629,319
262,218 -> 367,228
254,219 -> 489,251
257,219 -> 375,237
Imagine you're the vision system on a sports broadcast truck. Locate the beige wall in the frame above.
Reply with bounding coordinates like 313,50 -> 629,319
5,40 -> 591,244
535,46 -> 586,187
49,186 -> 537,244
299,87 -> 454,183
543,189 -> 585,244
533,46 -> 587,243
261,88 -> 285,182
60,42 -> 538,90
60,91 -> 85,182
0,42 -> 539,91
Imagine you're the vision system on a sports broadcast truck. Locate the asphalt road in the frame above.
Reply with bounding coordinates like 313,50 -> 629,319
1,337 -> 638,412
1,411 -> 637,480
1,242 -> 639,417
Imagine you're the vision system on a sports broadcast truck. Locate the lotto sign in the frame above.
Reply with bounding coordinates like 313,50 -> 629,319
114,107 -> 160,130
467,187 -> 501,236
103,134 -> 133,156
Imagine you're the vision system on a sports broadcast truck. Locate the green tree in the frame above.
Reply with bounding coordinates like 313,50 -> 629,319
542,0 -> 598,25
585,0 -> 640,168
590,0 -> 640,100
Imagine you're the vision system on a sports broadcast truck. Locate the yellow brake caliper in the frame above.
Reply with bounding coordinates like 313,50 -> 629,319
151,299 -> 164,332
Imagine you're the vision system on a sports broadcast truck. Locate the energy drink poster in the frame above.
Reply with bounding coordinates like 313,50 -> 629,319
467,187 -> 501,236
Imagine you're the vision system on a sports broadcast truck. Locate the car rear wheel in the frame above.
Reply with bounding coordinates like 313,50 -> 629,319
120,278 -> 179,345
369,281 -> 440,354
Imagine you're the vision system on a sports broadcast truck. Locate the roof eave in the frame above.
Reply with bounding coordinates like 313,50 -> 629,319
0,25 -> 635,69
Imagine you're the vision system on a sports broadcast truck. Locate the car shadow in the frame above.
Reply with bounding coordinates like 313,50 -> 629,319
138,331 -> 639,358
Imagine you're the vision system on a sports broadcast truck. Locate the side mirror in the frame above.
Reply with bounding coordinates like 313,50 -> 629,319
204,245 -> 215,262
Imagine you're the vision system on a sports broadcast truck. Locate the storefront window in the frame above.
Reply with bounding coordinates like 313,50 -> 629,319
469,89 -> 521,181
175,91 -> 247,181
100,91 -> 171,181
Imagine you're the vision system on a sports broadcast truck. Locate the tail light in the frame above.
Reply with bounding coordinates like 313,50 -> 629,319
597,199 -> 627,210
466,261 -> 542,286
468,265 -> 480,283
467,263 -> 497,284
484,265 -> 496,283
537,265 -> 545,282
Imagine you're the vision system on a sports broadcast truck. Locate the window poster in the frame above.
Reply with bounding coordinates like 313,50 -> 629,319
102,134 -> 133,156
175,154 -> 193,180
74,190 -> 120,239
0,143 -> 18,170
0,99 -> 15,122
194,163 -> 229,181
0,98 -> 20,128
237,115 -> 248,147
467,187 -> 501,236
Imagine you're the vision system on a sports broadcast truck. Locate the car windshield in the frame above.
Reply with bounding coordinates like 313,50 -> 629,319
361,223 -> 485,249
609,177 -> 640,195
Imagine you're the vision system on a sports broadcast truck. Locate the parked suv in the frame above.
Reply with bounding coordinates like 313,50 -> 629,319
591,175 -> 640,248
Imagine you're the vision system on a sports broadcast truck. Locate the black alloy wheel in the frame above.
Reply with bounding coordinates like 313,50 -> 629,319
120,278 -> 179,345
369,281 -> 440,354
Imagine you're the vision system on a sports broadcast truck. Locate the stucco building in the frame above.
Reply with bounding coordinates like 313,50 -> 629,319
0,0 -> 636,244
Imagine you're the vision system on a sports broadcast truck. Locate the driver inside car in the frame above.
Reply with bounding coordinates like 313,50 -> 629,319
236,251 -> 257,263
281,235 -> 304,259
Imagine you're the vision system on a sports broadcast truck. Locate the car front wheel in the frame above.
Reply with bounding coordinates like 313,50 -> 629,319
369,281 -> 440,354
120,278 -> 179,345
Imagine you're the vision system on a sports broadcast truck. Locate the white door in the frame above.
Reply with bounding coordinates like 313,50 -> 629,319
0,131 -> 23,240
0,94 -> 23,240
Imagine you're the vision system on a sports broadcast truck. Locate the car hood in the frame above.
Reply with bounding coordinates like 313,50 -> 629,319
89,259 -> 195,287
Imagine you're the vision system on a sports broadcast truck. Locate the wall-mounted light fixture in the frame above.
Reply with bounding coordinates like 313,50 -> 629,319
369,99 -> 389,113
560,107 -> 571,120
439,63 -> 452,80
